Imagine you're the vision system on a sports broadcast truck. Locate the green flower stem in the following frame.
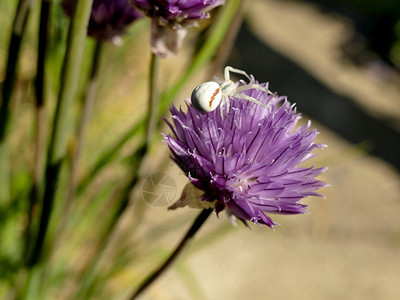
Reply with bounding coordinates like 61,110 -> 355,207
24,0 -> 52,263
47,41 -> 103,270
0,0 -> 33,142
0,0 -> 33,210
75,0 -> 242,196
0,0 -> 34,267
28,0 -> 93,267
145,52 -> 160,149
210,0 -> 246,74
128,209 -> 213,300
65,41 -> 103,219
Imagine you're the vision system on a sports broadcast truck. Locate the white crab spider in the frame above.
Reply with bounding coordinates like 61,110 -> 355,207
191,66 -> 274,116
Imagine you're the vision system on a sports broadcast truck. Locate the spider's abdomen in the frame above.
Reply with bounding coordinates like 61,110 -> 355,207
191,81 -> 222,113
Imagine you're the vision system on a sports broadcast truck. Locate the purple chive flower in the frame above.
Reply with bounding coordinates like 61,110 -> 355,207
62,0 -> 143,43
164,77 -> 328,228
130,0 -> 225,57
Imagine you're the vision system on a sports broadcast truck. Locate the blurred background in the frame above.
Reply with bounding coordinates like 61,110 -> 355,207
0,0 -> 399,299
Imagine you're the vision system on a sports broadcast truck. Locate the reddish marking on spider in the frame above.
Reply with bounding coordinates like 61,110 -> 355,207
209,88 -> 220,108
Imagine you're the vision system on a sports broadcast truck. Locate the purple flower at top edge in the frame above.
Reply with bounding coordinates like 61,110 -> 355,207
62,0 -> 143,43
163,74 -> 328,228
130,0 -> 225,57
131,0 -> 225,26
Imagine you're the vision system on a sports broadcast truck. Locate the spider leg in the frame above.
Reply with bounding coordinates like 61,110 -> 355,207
234,92 -> 270,111
221,96 -> 230,117
224,66 -> 252,82
225,96 -> 230,115
236,83 -> 274,96
218,97 -> 231,118
220,97 -> 225,118
212,75 -> 220,82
